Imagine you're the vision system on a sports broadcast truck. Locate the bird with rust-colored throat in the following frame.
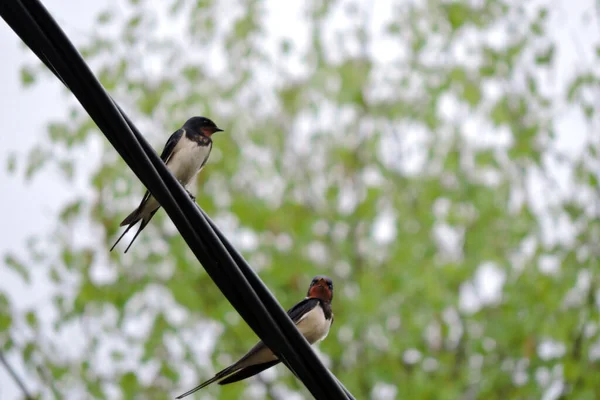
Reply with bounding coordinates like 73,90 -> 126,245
176,276 -> 335,399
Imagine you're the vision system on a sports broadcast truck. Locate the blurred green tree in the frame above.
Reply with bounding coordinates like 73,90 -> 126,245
2,0 -> 599,399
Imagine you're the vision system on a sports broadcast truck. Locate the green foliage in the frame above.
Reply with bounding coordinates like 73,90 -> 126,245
2,0 -> 600,399
20,66 -> 36,87
0,294 -> 12,334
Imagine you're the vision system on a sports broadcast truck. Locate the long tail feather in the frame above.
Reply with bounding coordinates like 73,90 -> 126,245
175,375 -> 222,399
176,359 -> 280,398
120,190 -> 153,227
123,210 -> 158,254
176,364 -> 240,399
123,224 -> 144,254
110,222 -> 136,252
119,207 -> 140,227
218,360 -> 280,386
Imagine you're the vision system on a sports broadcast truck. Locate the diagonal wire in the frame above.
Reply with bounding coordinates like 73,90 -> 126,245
0,0 -> 355,399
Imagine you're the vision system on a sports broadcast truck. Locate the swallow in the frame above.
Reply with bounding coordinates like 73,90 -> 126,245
176,275 -> 335,399
110,116 -> 223,253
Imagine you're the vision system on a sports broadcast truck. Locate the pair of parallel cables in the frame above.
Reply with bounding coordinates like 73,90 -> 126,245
0,1 -> 355,399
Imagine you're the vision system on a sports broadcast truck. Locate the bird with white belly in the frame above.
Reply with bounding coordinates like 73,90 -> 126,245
175,275 -> 335,399
110,116 -> 223,253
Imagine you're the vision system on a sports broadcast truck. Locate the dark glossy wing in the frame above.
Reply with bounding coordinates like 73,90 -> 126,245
224,299 -> 319,369
176,297 -> 322,397
216,299 -> 319,385
217,360 -> 280,386
159,129 -> 184,163
286,297 -> 320,323
139,130 -> 183,211
198,141 -> 212,170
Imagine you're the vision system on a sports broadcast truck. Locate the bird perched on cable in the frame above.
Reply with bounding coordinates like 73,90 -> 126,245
110,116 -> 223,253
176,275 -> 335,399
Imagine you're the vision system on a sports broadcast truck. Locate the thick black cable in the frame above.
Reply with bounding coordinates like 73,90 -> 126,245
19,1 -> 350,396
0,1 -> 354,399
3,0 -> 328,390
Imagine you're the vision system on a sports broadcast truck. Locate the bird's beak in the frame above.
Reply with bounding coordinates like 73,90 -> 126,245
214,127 -> 224,133
313,278 -> 329,291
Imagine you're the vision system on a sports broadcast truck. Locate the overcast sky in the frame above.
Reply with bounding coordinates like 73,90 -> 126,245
1,0 -> 598,399
0,1 -> 109,398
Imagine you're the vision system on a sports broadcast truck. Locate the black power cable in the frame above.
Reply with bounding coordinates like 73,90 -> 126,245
0,1 -> 356,399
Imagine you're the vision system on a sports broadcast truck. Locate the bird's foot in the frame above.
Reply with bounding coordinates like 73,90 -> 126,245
186,190 -> 196,202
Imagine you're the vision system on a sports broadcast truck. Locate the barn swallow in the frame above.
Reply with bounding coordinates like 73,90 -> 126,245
176,275 -> 335,399
110,116 -> 223,253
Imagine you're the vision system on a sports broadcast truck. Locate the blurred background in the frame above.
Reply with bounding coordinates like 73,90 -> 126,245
1,0 -> 599,398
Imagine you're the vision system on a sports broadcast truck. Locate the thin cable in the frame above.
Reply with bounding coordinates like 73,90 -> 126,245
0,351 -> 33,400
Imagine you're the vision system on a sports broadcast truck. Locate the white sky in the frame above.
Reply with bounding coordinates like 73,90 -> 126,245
0,0 -> 598,399
0,1 -> 109,398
